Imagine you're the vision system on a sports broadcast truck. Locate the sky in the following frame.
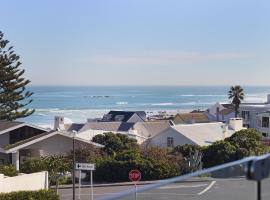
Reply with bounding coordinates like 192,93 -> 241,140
1,0 -> 270,86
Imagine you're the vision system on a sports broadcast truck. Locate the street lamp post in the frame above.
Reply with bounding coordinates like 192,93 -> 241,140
72,131 -> 76,200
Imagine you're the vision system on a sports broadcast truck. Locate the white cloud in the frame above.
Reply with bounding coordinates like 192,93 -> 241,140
86,51 -> 251,66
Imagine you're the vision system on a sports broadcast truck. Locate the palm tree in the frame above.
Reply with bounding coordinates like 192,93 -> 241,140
228,85 -> 245,117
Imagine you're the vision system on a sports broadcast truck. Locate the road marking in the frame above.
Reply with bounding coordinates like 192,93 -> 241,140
197,181 -> 216,196
159,183 -> 208,189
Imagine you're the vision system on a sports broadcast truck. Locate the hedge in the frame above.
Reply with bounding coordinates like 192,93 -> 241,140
0,190 -> 59,200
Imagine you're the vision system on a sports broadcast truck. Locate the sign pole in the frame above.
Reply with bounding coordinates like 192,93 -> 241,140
135,183 -> 137,200
78,170 -> 81,200
91,170 -> 94,200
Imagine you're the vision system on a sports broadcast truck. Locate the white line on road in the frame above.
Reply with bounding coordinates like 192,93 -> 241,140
197,181 -> 216,196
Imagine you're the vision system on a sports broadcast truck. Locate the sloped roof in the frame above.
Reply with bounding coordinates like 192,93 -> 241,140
4,131 -> 103,153
219,108 -> 234,115
105,111 -> 146,122
0,121 -> 24,132
64,123 -> 85,132
221,104 -> 235,110
173,113 -> 210,124
169,123 -> 235,146
133,121 -> 172,138
79,122 -> 135,133
0,121 -> 49,135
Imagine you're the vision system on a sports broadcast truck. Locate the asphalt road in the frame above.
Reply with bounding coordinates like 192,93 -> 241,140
58,178 -> 270,200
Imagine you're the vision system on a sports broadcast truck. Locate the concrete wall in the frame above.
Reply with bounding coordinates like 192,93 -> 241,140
0,171 -> 48,193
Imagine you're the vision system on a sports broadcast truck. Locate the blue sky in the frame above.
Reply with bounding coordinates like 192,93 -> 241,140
1,0 -> 270,86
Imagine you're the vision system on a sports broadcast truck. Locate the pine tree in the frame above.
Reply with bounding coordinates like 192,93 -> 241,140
0,31 -> 34,121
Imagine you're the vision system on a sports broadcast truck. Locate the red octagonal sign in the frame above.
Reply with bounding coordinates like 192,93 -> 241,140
129,169 -> 141,182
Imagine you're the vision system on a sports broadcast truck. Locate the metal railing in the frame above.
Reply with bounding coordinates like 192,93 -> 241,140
98,154 -> 270,200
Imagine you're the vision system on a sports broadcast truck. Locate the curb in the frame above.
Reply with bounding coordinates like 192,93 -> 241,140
57,178 -> 212,189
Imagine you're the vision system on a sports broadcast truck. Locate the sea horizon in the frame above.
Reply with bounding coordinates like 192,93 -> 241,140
20,85 -> 270,128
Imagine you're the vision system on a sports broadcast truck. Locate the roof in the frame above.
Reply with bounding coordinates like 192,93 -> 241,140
0,121 -> 49,135
4,131 -> 103,153
0,121 -> 24,132
160,123 -> 235,146
133,121 -> 172,138
173,113 -> 210,124
221,104 -> 235,110
79,122 -> 135,133
103,111 -> 146,122
219,108 -> 234,115
190,110 -> 205,113
64,123 -> 85,132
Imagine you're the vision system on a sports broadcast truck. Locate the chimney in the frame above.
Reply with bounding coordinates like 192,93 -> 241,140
267,94 -> 270,104
221,124 -> 228,139
54,116 -> 65,130
229,118 -> 243,131
216,107 -> 220,121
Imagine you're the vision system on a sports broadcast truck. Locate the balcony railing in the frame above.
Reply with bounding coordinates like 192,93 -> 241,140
99,154 -> 270,200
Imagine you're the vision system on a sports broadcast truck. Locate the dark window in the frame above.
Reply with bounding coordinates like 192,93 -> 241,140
242,111 -> 250,120
9,126 -> 45,144
262,133 -> 267,137
167,137 -> 174,148
262,117 -> 269,128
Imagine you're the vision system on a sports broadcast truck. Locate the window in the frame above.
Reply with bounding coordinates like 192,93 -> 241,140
167,137 -> 174,148
262,133 -> 267,137
241,111 -> 250,120
262,117 -> 269,128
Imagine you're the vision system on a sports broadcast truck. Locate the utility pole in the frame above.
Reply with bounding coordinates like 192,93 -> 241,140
72,131 -> 76,200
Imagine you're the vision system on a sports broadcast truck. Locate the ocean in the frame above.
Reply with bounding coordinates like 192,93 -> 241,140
21,86 -> 270,128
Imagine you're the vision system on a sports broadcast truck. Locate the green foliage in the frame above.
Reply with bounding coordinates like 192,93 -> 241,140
0,190 -> 59,200
0,31 -> 34,121
20,156 -> 71,186
173,144 -> 201,158
203,129 -> 265,168
0,165 -> 17,176
92,132 -> 139,156
172,144 -> 203,173
94,147 -> 182,182
203,140 -> 237,168
225,128 -> 264,158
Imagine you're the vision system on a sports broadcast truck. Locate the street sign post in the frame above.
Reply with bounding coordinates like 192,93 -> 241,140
129,169 -> 141,200
76,163 -> 95,200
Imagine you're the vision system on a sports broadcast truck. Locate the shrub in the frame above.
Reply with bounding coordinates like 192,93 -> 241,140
225,128 -> 265,158
173,144 -> 202,158
0,190 -> 59,200
0,165 -> 17,177
92,132 -> 139,156
202,140 -> 237,168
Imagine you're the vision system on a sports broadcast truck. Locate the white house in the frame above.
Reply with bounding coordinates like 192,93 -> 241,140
0,121 -> 103,171
149,118 -> 244,147
206,102 -> 235,123
54,116 -> 173,144
239,94 -> 270,129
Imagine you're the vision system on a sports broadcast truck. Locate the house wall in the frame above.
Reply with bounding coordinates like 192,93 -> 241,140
149,128 -> 195,147
208,103 -> 225,117
222,112 -> 235,123
239,106 -> 269,128
21,134 -> 75,156
0,133 -> 10,147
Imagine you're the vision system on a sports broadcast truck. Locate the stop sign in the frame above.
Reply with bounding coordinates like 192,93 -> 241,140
129,169 -> 141,182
